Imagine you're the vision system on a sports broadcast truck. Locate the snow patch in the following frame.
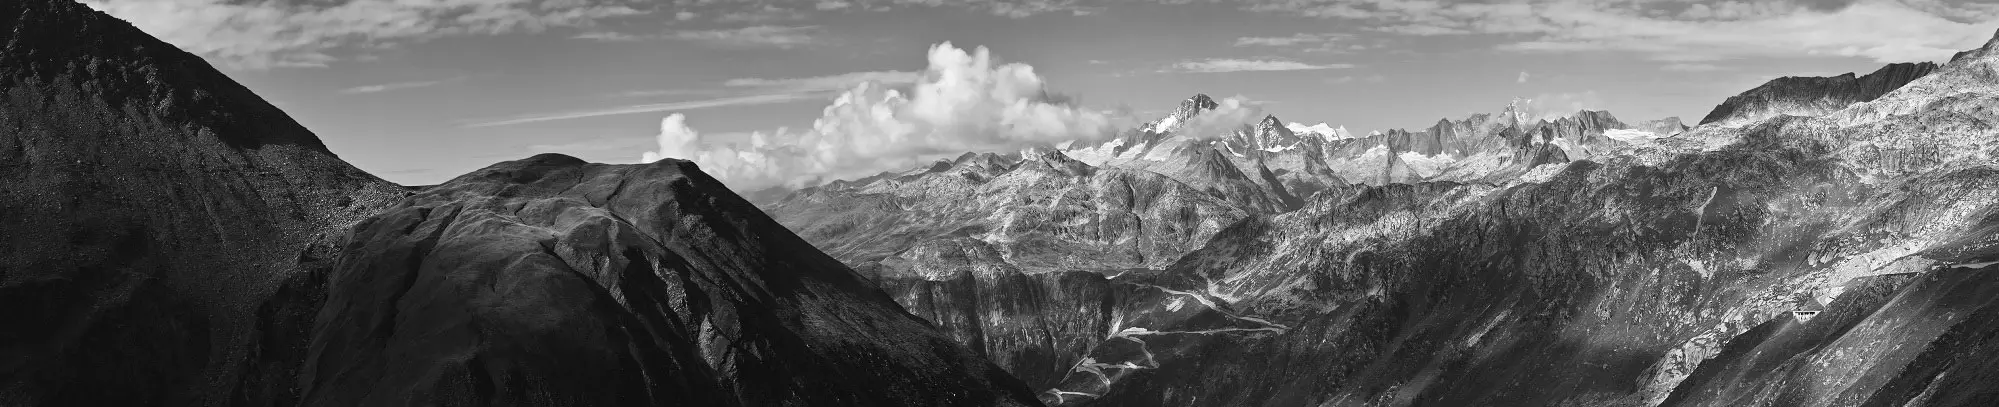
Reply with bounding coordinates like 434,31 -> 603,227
1398,151 -> 1455,178
1286,122 -> 1352,140
1606,129 -> 1664,143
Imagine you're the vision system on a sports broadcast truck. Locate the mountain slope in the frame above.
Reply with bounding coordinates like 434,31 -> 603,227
300,154 -> 1040,406
0,0 -> 403,404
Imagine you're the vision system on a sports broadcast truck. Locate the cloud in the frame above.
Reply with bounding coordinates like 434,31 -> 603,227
496,70 -> 922,124
83,0 -> 645,69
1173,96 -> 1271,140
1164,58 -> 1355,73
1514,91 -> 1605,121
668,25 -> 821,48
722,71 -> 922,92
612,89 -> 733,98
638,43 -> 1125,190
575,24 -> 823,47
572,31 -> 645,42
1233,32 -> 1364,51
464,93 -> 823,127
1229,0 -> 1999,63
338,76 -> 468,94
714,5 -> 811,23
1517,71 -> 1530,83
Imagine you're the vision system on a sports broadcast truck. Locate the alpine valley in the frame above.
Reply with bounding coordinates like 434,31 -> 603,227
3,0 -> 1999,406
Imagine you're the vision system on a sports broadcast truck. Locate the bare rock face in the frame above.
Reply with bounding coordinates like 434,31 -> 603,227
1699,62 -> 1938,127
300,155 -> 1040,406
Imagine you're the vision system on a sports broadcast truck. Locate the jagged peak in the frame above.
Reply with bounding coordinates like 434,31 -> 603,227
1144,93 -> 1223,134
1182,93 -> 1219,111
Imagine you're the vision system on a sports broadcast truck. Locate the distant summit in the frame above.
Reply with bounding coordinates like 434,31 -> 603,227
1142,93 -> 1221,133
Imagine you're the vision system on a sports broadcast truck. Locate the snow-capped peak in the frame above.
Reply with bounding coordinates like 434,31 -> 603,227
1287,122 -> 1346,139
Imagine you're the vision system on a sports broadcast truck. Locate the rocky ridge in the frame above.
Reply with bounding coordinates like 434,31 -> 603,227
1700,62 -> 1939,127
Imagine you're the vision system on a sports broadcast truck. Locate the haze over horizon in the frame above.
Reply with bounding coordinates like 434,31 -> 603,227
81,0 -> 1999,187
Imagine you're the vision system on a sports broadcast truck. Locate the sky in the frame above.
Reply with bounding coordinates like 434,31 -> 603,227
82,0 -> 1999,189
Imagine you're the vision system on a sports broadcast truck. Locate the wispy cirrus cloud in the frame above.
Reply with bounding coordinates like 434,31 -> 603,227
724,71 -> 922,91
338,75 -> 470,95
671,25 -> 822,48
612,70 -> 919,100
575,24 -> 824,47
1225,0 -> 1998,63
1163,58 -> 1354,73
464,93 -> 823,127
1233,32 -> 1365,52
83,0 -> 647,69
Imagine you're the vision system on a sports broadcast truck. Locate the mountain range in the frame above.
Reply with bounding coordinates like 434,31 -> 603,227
5,0 -> 1999,406
754,30 -> 1999,407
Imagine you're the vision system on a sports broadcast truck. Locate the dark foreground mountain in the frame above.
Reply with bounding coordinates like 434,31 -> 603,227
299,154 -> 1037,406
0,0 -> 1036,405
0,0 -> 405,403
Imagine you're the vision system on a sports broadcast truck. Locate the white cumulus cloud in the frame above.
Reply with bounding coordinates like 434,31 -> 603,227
639,43 -> 1125,190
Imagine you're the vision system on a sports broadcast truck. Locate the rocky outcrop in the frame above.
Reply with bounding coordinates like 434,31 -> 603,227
301,155 -> 1040,406
1699,62 -> 1938,126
